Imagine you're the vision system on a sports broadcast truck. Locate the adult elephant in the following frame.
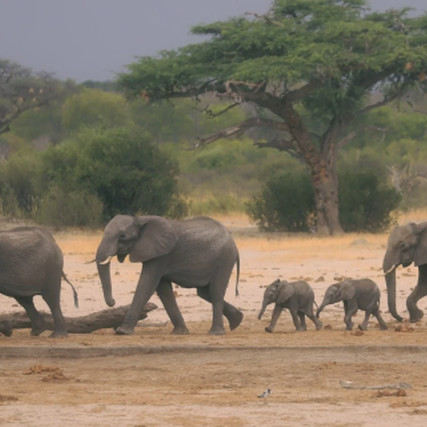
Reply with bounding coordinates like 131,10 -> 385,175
383,222 -> 427,322
0,227 -> 78,337
95,215 -> 242,335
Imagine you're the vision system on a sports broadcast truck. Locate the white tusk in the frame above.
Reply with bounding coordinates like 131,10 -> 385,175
98,256 -> 113,265
384,264 -> 397,275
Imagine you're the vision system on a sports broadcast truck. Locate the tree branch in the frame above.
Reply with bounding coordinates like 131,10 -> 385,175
194,117 -> 290,147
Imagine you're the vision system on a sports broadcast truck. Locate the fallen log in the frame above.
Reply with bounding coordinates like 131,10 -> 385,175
0,303 -> 157,335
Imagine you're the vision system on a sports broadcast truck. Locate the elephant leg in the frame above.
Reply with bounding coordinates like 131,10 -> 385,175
298,312 -> 307,331
196,286 -> 225,335
289,308 -> 303,331
305,310 -> 323,330
15,296 -> 46,336
372,306 -> 388,330
117,264 -> 162,335
41,290 -> 68,338
197,285 -> 243,335
407,266 -> 427,322
358,310 -> 371,331
265,304 -> 283,333
343,301 -> 356,330
156,280 -> 189,335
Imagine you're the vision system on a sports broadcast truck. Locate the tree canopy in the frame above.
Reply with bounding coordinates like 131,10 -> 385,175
118,0 -> 427,234
0,59 -> 63,136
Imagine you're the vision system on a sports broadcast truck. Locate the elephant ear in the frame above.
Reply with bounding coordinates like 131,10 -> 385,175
338,281 -> 355,301
129,216 -> 178,262
277,283 -> 295,304
414,222 -> 427,267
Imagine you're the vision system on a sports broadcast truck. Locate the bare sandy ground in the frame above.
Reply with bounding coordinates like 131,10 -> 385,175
1,213 -> 427,426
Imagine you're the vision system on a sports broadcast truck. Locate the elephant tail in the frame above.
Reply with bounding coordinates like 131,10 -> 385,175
62,272 -> 79,308
235,254 -> 240,297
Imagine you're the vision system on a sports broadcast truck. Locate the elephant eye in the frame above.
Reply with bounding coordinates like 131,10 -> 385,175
399,241 -> 409,251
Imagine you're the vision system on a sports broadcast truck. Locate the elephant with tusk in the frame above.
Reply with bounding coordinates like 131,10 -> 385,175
95,215 -> 243,336
383,221 -> 427,323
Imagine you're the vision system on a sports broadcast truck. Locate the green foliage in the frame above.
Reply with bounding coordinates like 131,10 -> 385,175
61,89 -> 131,133
0,127 -> 183,226
0,150 -> 39,216
246,171 -> 315,232
39,127 -> 181,220
37,187 -> 104,227
338,171 -> 401,232
0,59 -> 64,136
247,169 -> 401,232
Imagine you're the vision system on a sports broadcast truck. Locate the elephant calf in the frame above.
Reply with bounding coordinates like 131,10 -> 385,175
258,279 -> 322,332
316,278 -> 388,331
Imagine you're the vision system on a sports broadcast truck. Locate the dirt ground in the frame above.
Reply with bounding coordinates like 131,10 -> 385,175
1,214 -> 427,426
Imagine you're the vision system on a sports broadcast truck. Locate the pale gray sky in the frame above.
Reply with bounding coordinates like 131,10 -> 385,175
0,0 -> 425,82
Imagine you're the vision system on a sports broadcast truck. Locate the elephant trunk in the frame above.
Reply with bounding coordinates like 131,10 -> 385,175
97,262 -> 116,307
316,300 -> 328,318
258,301 -> 268,320
385,269 -> 403,322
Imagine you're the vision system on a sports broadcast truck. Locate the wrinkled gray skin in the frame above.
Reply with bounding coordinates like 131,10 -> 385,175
383,222 -> 427,323
96,215 -> 242,336
316,278 -> 387,331
258,279 -> 322,333
0,227 -> 78,337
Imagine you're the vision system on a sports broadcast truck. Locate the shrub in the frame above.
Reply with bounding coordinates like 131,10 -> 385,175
36,187 -> 104,227
246,170 -> 400,233
339,171 -> 401,232
39,127 -> 183,221
246,171 -> 315,232
0,127 -> 185,226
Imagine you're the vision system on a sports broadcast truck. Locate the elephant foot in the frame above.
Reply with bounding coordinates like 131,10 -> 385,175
228,310 -> 244,331
31,326 -> 47,336
115,326 -> 134,335
315,321 -> 323,331
171,326 -> 190,335
265,326 -> 273,333
0,320 -> 13,337
49,331 -> 68,338
357,324 -> 367,331
409,309 -> 424,323
208,326 -> 226,335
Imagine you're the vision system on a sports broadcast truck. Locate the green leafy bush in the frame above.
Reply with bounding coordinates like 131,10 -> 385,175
37,187 -> 104,227
246,170 -> 400,233
0,127 -> 185,226
246,171 -> 315,232
338,171 -> 401,232
39,127 -> 182,221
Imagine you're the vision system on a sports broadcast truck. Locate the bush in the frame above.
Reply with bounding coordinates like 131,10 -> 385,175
246,171 -> 315,232
0,150 -> 40,217
0,127 -> 186,226
37,187 -> 104,227
246,170 -> 400,233
39,127 -> 183,221
339,171 -> 401,232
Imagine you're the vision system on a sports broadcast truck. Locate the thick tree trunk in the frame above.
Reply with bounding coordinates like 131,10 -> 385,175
0,303 -> 157,335
312,166 -> 343,236
279,100 -> 344,236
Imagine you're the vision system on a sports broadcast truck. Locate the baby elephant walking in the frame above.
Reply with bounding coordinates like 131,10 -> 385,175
316,278 -> 387,331
258,279 -> 322,332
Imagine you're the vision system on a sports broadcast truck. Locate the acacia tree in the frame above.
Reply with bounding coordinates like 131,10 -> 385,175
118,0 -> 427,235
0,59 -> 62,136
